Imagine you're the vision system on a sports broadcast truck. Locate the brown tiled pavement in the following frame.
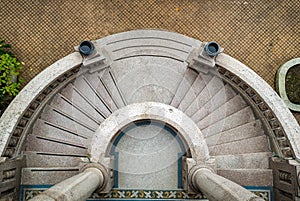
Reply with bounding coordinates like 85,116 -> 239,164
0,0 -> 299,123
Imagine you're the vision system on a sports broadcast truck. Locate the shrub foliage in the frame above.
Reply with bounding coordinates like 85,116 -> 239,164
0,37 -> 24,113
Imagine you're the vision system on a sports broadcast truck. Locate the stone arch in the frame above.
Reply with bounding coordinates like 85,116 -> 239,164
89,102 -> 210,164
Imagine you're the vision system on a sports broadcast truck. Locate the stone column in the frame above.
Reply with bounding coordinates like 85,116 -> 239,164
29,164 -> 107,201
190,167 -> 264,201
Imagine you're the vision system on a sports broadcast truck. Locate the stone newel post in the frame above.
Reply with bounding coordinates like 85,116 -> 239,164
29,163 -> 108,201
190,166 -> 264,201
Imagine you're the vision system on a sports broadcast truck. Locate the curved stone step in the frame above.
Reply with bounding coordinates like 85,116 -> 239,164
217,169 -> 273,187
50,93 -> 103,126
106,42 -> 191,61
201,106 -> 256,138
196,95 -> 247,130
171,68 -> 198,107
59,84 -> 106,123
84,72 -> 119,112
22,167 -> 79,185
72,85 -> 110,119
31,118 -> 91,144
24,151 -> 87,168
100,69 -> 127,108
40,105 -> 97,135
184,76 -> 225,117
191,84 -> 236,122
215,152 -> 271,169
25,134 -> 88,155
73,75 -> 112,117
209,135 -> 270,156
103,30 -> 197,61
178,73 -> 213,112
205,120 -> 264,147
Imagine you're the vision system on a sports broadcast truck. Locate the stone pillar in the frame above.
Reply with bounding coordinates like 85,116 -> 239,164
29,164 -> 107,201
190,167 -> 264,201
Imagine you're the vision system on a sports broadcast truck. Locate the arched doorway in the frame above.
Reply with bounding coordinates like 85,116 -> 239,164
110,120 -> 186,189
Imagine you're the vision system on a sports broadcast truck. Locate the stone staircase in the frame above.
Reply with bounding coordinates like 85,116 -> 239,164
22,30 -> 272,190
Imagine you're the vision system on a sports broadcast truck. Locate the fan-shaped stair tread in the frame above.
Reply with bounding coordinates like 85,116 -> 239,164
24,151 -> 87,168
50,93 -> 102,126
205,120 -> 264,147
22,167 -> 79,185
171,68 -> 198,107
110,57 -> 186,104
196,95 -> 247,130
30,119 -> 91,145
217,169 -> 273,187
202,106 -> 256,138
25,134 -> 88,155
215,152 -> 271,169
58,84 -> 106,123
99,69 -> 126,108
184,76 -> 225,117
71,85 -> 109,119
209,135 -> 270,156
40,104 -> 97,135
191,84 -> 236,122
178,73 -> 213,112
73,76 -> 112,117
84,72 -> 119,112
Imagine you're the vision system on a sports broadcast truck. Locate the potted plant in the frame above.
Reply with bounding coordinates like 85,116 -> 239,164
0,37 -> 24,116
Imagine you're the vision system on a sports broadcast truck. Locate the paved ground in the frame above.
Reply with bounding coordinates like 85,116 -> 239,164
0,0 -> 299,122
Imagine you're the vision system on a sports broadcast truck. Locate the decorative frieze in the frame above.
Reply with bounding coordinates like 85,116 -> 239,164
21,187 -> 272,201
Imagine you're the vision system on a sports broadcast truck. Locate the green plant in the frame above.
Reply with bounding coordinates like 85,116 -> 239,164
0,37 -> 11,55
0,37 -> 24,114
0,53 -> 23,96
